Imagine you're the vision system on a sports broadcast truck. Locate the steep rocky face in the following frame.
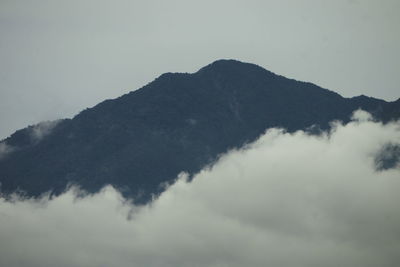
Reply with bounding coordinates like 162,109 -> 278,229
0,60 -> 398,203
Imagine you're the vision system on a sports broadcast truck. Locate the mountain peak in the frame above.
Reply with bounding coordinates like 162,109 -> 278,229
196,59 -> 272,76
204,59 -> 248,67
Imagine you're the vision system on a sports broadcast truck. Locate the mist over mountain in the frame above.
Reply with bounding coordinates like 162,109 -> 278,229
0,59 -> 399,203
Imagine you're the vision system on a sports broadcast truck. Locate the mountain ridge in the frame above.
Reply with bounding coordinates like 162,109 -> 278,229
0,59 -> 399,203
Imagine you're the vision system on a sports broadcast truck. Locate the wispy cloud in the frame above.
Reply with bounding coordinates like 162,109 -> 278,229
30,120 -> 60,141
0,142 -> 14,159
0,120 -> 59,160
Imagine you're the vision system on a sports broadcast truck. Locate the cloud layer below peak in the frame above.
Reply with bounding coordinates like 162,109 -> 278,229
1,112 -> 399,267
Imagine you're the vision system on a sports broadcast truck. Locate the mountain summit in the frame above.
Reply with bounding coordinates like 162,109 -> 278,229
0,60 -> 398,203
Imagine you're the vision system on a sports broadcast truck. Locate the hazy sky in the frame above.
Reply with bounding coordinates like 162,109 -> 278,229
1,0 -> 399,138
1,113 -> 399,267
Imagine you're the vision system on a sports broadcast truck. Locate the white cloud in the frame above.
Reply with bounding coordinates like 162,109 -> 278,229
0,115 -> 399,267
351,109 -> 373,122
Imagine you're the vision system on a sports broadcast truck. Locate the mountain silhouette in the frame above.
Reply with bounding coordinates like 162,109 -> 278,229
0,59 -> 399,203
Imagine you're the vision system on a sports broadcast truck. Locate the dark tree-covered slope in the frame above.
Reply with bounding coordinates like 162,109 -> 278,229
0,60 -> 398,203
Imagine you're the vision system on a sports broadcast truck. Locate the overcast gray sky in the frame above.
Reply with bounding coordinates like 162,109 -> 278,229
1,0 -> 399,139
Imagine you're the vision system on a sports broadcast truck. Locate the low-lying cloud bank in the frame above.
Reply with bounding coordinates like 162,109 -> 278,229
0,111 -> 399,267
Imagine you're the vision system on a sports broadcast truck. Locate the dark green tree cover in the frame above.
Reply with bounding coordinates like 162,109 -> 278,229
0,60 -> 399,203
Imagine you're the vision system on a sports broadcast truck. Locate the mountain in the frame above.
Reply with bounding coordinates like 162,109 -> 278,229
0,59 -> 399,203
